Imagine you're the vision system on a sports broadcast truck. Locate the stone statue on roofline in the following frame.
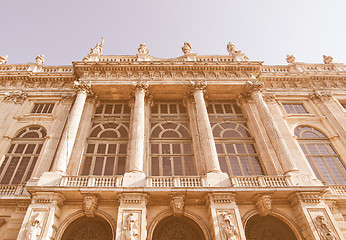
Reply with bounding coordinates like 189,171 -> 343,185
83,37 -> 104,61
323,55 -> 333,64
138,43 -> 149,54
286,54 -> 295,64
0,55 -> 8,64
35,55 -> 44,65
182,42 -> 192,55
227,42 -> 249,61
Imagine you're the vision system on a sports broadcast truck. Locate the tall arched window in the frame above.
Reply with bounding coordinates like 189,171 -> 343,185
295,126 -> 346,184
81,122 -> 129,176
0,126 -> 46,184
208,102 -> 263,176
150,102 -> 196,176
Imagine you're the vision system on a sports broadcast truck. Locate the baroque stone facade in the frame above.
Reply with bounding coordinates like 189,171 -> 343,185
0,41 -> 346,240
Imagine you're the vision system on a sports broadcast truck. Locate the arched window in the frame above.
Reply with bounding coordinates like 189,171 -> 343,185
208,102 -> 263,176
150,102 -> 196,176
295,126 -> 346,184
81,122 -> 129,176
0,126 -> 46,184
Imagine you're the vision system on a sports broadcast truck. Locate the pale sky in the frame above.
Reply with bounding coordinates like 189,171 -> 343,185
1,0 -> 345,66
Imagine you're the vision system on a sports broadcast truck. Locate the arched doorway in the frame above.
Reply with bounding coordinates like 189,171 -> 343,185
245,215 -> 297,240
61,215 -> 113,240
152,215 -> 206,240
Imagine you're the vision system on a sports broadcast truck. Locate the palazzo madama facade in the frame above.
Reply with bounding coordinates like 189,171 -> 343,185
0,41 -> 345,240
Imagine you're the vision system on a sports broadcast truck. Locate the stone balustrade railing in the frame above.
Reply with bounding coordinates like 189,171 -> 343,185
60,176 -> 123,187
231,176 -> 291,187
0,185 -> 24,195
147,176 -> 204,188
329,185 -> 346,195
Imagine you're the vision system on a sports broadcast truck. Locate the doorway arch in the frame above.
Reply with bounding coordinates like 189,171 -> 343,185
152,215 -> 206,240
245,214 -> 298,240
61,215 -> 113,240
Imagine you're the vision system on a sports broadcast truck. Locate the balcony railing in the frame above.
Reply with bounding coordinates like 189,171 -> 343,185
231,176 -> 291,187
329,185 -> 346,195
147,176 -> 204,188
0,185 -> 24,195
60,176 -> 123,187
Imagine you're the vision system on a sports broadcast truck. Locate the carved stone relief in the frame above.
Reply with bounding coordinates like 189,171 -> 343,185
323,55 -> 333,64
218,210 -> 239,240
0,55 -> 8,64
170,195 -> 185,216
286,54 -> 296,64
138,43 -> 149,54
25,213 -> 43,240
181,42 -> 192,55
82,194 -> 99,217
35,55 -> 45,65
0,218 -> 6,228
254,194 -> 272,216
226,42 -> 249,61
3,90 -> 28,104
123,212 -> 139,240
314,215 -> 336,240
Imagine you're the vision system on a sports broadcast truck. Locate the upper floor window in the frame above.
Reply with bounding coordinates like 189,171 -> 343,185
150,102 -> 196,176
0,126 -> 46,184
295,126 -> 346,185
81,122 -> 128,176
207,102 -> 243,118
208,102 -> 263,176
283,104 -> 308,114
94,102 -> 131,118
31,103 -> 55,114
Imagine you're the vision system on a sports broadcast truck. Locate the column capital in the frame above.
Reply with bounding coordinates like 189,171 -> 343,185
188,80 -> 207,93
310,90 -> 333,102
245,80 -> 264,95
74,81 -> 92,94
131,81 -> 149,94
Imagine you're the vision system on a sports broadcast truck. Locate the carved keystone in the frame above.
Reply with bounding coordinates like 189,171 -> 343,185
254,194 -> 272,216
83,194 -> 99,217
170,195 -> 185,216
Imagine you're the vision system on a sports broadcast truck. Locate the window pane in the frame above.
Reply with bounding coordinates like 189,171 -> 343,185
1,157 -> 20,184
184,156 -> 196,176
104,157 -> 115,175
93,157 -> 104,175
173,157 -> 183,175
117,157 -> 126,175
219,156 -> 228,174
12,157 -> 30,184
81,157 -> 92,175
229,157 -> 242,176
151,157 -> 159,176
163,157 -> 172,176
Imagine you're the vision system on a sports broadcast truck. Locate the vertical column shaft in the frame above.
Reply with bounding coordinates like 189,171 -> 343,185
51,82 -> 90,173
127,83 -> 147,173
250,89 -> 298,173
190,82 -> 221,173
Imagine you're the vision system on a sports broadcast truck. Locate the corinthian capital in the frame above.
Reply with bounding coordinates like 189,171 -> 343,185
131,81 -> 149,94
310,90 -> 332,102
189,80 -> 207,92
74,81 -> 92,94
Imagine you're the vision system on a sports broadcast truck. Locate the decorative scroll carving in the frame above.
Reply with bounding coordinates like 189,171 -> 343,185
3,90 -> 28,104
220,212 -> 239,240
131,81 -> 149,94
138,43 -> 149,54
263,92 -> 276,102
188,80 -> 207,95
310,90 -> 332,102
83,194 -> 99,217
254,194 -> 272,216
314,215 -> 336,240
123,213 -> 138,240
35,55 -> 44,65
286,54 -> 296,64
0,55 -> 8,64
227,42 -> 249,61
25,213 -> 42,240
74,81 -> 92,94
0,218 -> 6,228
323,55 -> 333,64
170,195 -> 185,216
182,42 -> 192,55
83,37 -> 104,61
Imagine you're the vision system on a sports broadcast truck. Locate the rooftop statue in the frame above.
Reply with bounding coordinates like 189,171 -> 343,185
182,42 -> 192,55
83,37 -> 104,61
323,55 -> 333,64
138,43 -> 149,54
35,55 -> 44,65
0,55 -> 8,64
286,54 -> 296,64
227,42 -> 249,61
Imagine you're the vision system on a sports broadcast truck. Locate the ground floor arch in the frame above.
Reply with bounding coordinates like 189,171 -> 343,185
245,214 -> 298,240
152,215 -> 206,240
61,215 -> 113,240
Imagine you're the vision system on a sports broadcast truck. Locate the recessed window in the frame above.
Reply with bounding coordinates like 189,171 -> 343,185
31,103 -> 55,114
94,102 -> 131,118
295,126 -> 346,185
207,102 -> 243,118
283,104 -> 308,114
0,126 -> 46,184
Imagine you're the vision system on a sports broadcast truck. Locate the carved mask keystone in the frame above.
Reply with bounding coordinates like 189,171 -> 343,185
254,194 -> 272,216
83,194 -> 99,217
170,195 -> 185,217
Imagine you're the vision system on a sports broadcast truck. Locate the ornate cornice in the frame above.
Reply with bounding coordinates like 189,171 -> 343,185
32,192 -> 66,206
289,192 -> 323,206
3,90 -> 28,104
309,90 -> 333,102
207,193 -> 236,204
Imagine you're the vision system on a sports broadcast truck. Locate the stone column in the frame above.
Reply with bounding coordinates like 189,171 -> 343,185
116,193 -> 148,240
189,81 -> 230,187
38,82 -> 90,186
310,91 -> 346,144
51,81 -> 91,173
123,82 -> 148,187
246,82 -> 298,174
206,193 -> 246,240
289,192 -> 344,240
17,192 -> 65,240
